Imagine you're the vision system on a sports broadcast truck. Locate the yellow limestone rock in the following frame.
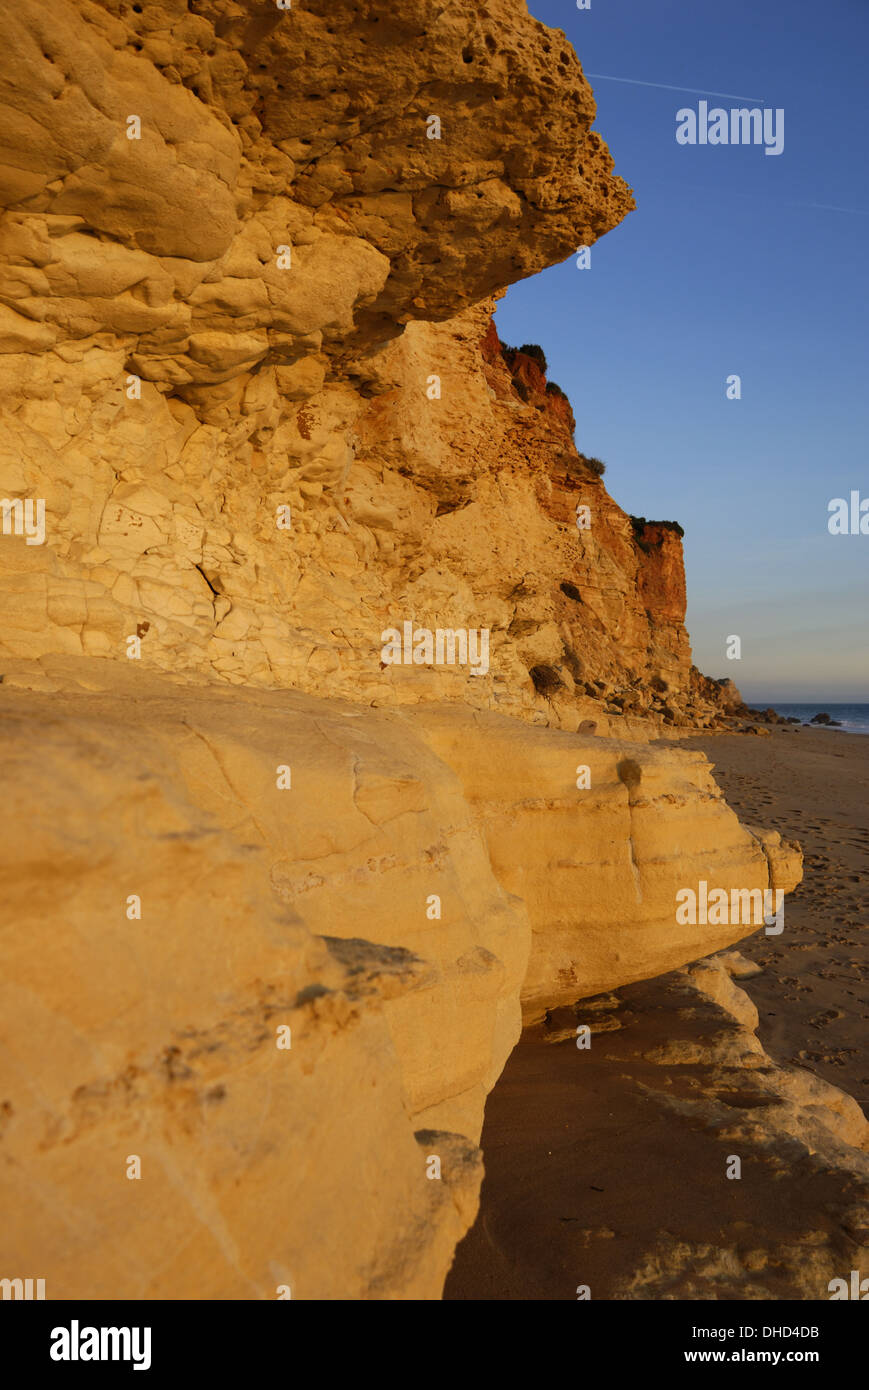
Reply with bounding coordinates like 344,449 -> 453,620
410,707 -> 802,1020
0,662 -> 802,1298
0,667 -> 527,1299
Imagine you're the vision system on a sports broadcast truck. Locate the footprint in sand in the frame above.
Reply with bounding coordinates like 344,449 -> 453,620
809,1009 -> 844,1028
798,1047 -> 857,1066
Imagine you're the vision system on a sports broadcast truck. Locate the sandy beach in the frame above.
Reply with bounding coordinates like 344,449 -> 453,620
445,726 -> 869,1300
688,727 -> 869,1112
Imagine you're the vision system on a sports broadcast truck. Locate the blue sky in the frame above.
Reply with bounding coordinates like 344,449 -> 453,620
494,0 -> 869,701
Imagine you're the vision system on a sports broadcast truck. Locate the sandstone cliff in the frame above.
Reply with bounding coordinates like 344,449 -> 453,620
0,0 -> 846,1304
0,0 -> 724,731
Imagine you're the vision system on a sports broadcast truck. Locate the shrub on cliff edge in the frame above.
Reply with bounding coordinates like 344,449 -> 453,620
581,455 -> 607,477
630,515 -> 685,539
517,343 -> 549,373
630,515 -> 686,552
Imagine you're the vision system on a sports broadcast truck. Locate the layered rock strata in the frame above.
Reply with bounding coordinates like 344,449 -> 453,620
0,0 -> 733,732
0,666 -> 800,1297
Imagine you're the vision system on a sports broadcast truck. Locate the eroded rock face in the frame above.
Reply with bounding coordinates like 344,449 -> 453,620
0,0 -> 708,731
0,664 -> 801,1297
411,706 -> 801,1019
0,290 -> 715,728
0,667 -> 528,1298
0,0 -> 632,325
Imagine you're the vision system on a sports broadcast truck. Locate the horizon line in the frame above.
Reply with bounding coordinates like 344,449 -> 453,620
742,698 -> 869,705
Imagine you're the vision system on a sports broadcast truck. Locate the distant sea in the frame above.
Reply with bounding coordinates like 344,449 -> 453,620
748,703 -> 869,735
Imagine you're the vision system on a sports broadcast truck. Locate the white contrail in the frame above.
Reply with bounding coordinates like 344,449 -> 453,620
785,200 -> 869,216
667,184 -> 869,218
585,73 -> 765,102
